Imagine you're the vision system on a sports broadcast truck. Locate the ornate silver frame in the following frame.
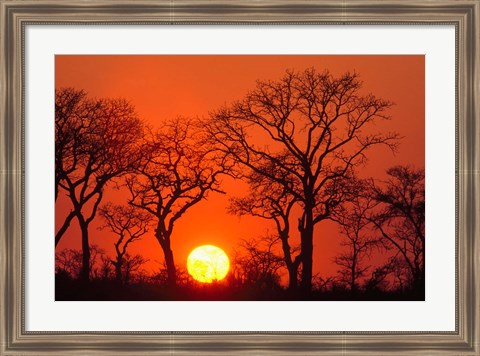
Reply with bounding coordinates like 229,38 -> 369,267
1,1 -> 478,354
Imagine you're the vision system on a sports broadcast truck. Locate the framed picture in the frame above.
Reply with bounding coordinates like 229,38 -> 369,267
53,54 -> 426,304
1,0 -> 478,354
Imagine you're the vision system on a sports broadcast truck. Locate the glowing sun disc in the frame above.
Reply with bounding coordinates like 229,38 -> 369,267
187,245 -> 230,283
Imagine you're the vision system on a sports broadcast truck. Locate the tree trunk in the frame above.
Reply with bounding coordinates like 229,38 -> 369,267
420,241 -> 425,293
164,247 -> 177,287
413,264 -> 425,293
157,233 -> 177,287
350,258 -> 356,293
300,197 -> 315,293
300,222 -> 314,292
79,218 -> 90,282
115,259 -> 123,285
287,265 -> 298,290
280,232 -> 299,291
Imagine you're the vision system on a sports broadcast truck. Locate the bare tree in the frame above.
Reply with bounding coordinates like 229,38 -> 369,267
232,235 -> 285,290
55,248 -> 83,279
55,245 -> 105,280
55,88 -> 86,202
55,88 -> 144,281
229,171 -> 301,290
312,274 -> 335,293
121,254 -> 149,285
153,262 -> 193,287
364,266 -> 390,293
208,68 -> 398,291
99,203 -> 152,285
369,165 -> 425,291
98,254 -> 114,281
389,257 -> 411,291
127,118 -> 231,287
359,254 -> 415,294
332,191 -> 378,293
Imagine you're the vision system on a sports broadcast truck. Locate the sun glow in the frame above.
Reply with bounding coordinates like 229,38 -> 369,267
187,245 -> 230,283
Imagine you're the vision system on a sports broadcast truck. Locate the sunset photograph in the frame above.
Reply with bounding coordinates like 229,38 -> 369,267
54,55 -> 425,301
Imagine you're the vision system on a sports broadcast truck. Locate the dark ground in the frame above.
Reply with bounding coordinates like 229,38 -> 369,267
55,274 -> 425,302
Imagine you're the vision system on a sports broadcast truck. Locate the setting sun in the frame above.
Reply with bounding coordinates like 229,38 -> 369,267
187,245 -> 230,283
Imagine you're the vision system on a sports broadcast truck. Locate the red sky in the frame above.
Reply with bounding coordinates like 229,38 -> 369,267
55,55 -> 424,282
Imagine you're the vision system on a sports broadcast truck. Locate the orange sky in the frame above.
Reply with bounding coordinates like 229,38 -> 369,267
55,55 -> 425,282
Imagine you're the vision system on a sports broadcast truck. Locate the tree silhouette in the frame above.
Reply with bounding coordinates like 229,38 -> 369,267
228,172 -> 301,290
332,190 -> 378,293
389,256 -> 411,291
55,248 -> 83,279
99,203 -> 151,285
55,88 -> 86,202
121,254 -> 149,285
312,274 -> 335,293
55,244 -> 105,280
127,118 -> 231,287
231,235 -> 285,290
369,166 -> 425,291
55,88 -> 144,281
208,68 -> 398,291
98,254 -> 114,281
153,262 -> 193,287
364,256 -> 397,293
